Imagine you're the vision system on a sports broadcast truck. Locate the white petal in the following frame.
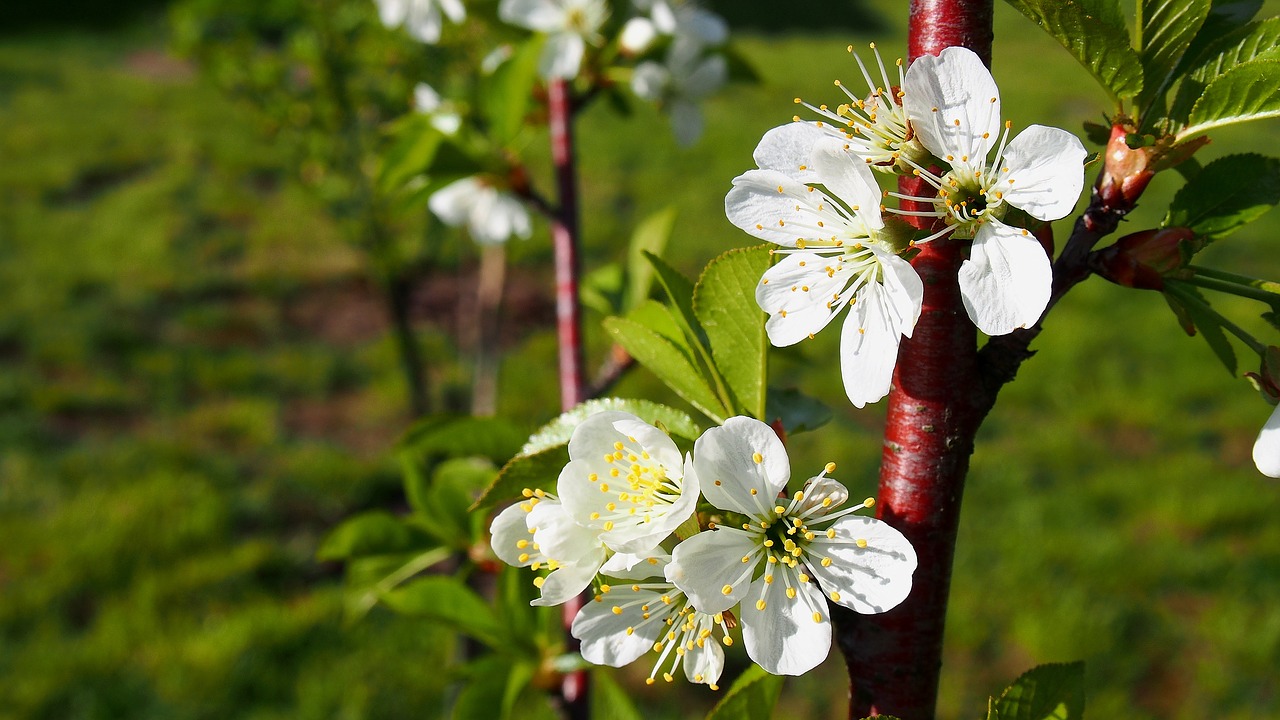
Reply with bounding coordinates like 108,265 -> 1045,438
755,251 -> 848,347
439,0 -> 466,23
499,0 -> 562,30
681,54 -> 727,99
376,0 -> 408,26
406,4 -> 444,43
490,502 -> 536,567
532,554 -> 604,606
1254,403 -> 1280,478
667,529 -> 760,613
876,248 -> 925,337
571,589 -> 666,666
683,8 -> 728,45
724,169 -> 827,247
599,551 -> 669,580
650,0 -> 677,33
526,498 -> 601,564
428,177 -> 479,226
752,123 -> 825,182
904,46 -> 1000,163
609,415 -> 683,470
739,572 -> 831,675
693,416 -> 790,516
540,32 -> 585,79
958,220 -> 1051,335
811,138 -> 885,231
839,283 -> 901,409
995,124 -> 1087,222
413,83 -> 441,113
682,624 -> 726,685
808,515 -> 917,614
631,60 -> 669,101
619,17 -> 658,54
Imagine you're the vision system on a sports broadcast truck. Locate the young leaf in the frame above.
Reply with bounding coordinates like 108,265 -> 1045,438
1169,16 -> 1280,124
1182,59 -> 1280,137
381,576 -> 503,647
519,397 -> 702,454
693,246 -> 771,419
1136,0 -> 1210,118
628,299 -> 696,355
1162,153 -> 1280,240
705,665 -> 785,720
645,250 -> 709,349
471,445 -> 568,511
397,415 -> 527,465
377,116 -> 443,193
1001,0 -> 1144,101
994,661 -> 1086,720
1174,0 -> 1264,78
627,207 -> 678,312
482,37 -> 544,146
604,316 -> 729,423
316,511 -> 437,561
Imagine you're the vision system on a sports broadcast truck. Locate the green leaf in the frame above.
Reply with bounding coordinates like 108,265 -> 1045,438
645,250 -> 707,350
627,207 -> 678,312
453,656 -> 515,720
581,262 -> 626,316
397,414 -> 527,464
994,661 -> 1086,720
591,670 -> 645,720
628,300 -> 695,354
519,397 -> 703,455
1165,284 -> 1239,376
1136,0 -> 1210,118
381,576 -> 502,646
705,665 -> 785,720
316,511 -> 437,561
1182,59 -> 1280,137
765,387 -> 833,435
377,116 -> 442,193
605,316 -> 729,423
1001,0 -> 1144,101
412,458 -> 497,543
1163,153 -> 1280,239
1175,0 -> 1264,77
341,549 -> 451,620
693,246 -> 771,419
471,445 -> 568,511
1170,17 -> 1280,125
494,564 -> 540,653
482,37 -> 543,146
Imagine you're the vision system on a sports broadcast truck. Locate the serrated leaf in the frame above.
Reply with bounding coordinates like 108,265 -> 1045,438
397,414 -> 527,464
995,661 -> 1085,720
1137,0 -> 1210,118
605,316 -> 729,423
628,299 -> 694,354
1182,59 -> 1280,137
1166,283 -> 1239,376
645,250 -> 707,346
471,445 -> 568,511
693,246 -> 771,419
765,387 -> 833,435
627,208 -> 678,311
1001,0 -> 1144,101
519,397 -> 703,455
705,665 -> 784,720
1175,0 -> 1264,77
381,576 -> 502,646
482,37 -> 543,146
317,511 -> 438,561
1163,153 -> 1280,239
1170,17 -> 1280,125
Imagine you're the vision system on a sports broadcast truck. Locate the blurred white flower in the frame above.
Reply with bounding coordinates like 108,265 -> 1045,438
411,83 -> 462,135
632,40 -> 727,146
498,0 -> 609,79
1255,402 -> 1280,478
620,0 -> 727,55
375,0 -> 465,44
429,176 -> 532,245
665,417 -> 916,676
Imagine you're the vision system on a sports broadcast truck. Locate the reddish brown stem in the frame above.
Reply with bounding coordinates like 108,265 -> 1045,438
547,76 -> 590,720
838,3 -> 993,718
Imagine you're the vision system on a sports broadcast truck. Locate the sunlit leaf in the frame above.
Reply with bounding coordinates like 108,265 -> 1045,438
381,576 -> 502,646
693,246 -> 771,419
705,665 -> 784,720
1170,17 -> 1280,124
471,445 -> 567,511
519,397 -> 703,455
994,661 -> 1086,720
482,37 -> 543,146
317,511 -> 437,561
397,415 -> 527,464
1182,59 -> 1280,137
1163,153 -> 1280,239
1136,0 -> 1210,118
605,316 -> 729,423
627,207 -> 678,312
1001,0 -> 1143,101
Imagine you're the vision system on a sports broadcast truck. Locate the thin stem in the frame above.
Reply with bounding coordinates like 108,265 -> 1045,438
1188,265 -> 1280,299
1165,281 -> 1268,355
547,76 -> 590,720
471,243 -> 508,416
1180,273 -> 1280,307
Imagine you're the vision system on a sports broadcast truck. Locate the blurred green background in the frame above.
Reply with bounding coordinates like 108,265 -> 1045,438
2,0 -> 1279,718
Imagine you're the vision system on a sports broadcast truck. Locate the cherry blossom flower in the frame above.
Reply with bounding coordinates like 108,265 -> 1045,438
499,0 -> 609,79
666,417 -> 916,675
490,492 -> 606,606
1255,403 -> 1280,478
571,552 -> 731,688
412,83 -> 462,135
632,39 -> 727,146
895,46 -> 1087,335
725,130 -> 923,407
555,411 -> 699,554
428,176 -> 532,245
619,0 -> 728,55
375,0 -> 465,44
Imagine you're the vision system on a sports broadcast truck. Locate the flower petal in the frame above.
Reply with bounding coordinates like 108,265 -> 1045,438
526,498 -> 600,564
752,122 -> 825,182
811,138 -> 886,231
958,220 -> 1051,335
532,554 -> 604,606
619,18 -> 658,54
599,552 -> 669,580
995,124 -> 1087,222
439,0 -> 466,23
904,46 -> 1000,164
839,282 -> 901,408
499,0 -> 562,30
739,572 -> 831,675
877,248 -> 925,337
489,502 -> 536,567
540,32 -> 585,79
571,589 -> 667,666
807,516 -> 917,615
682,622 -> 726,686
666,529 -> 760,613
376,0 -> 408,26
756,251 -> 849,347
1254,403 -> 1280,478
428,177 -> 479,226
724,169 -> 825,247
693,416 -> 790,516
406,3 -> 444,43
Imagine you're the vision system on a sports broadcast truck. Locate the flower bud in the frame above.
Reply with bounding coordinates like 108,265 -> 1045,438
1091,227 -> 1199,290
1096,123 -> 1154,212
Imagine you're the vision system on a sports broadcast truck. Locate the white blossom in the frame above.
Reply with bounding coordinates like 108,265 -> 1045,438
412,83 -> 462,135
490,492 -> 606,606
725,128 -> 923,408
1254,402 -> 1280,478
666,417 -> 916,675
632,40 -> 727,146
620,0 -> 727,55
375,0 -> 465,44
428,176 -> 532,245
498,0 -> 609,79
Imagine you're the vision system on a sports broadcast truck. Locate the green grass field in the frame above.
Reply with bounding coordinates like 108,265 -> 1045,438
2,2 -> 1279,718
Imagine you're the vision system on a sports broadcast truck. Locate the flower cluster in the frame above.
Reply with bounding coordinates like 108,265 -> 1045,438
726,45 -> 1087,407
490,411 -> 917,685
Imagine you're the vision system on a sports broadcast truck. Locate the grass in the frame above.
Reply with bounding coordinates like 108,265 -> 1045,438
1,2 -> 1279,719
